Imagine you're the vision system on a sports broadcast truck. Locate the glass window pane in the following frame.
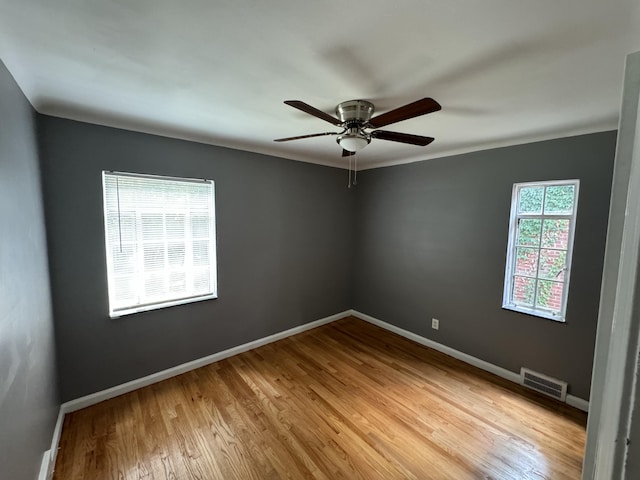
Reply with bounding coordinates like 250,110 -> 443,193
143,243 -> 165,271
544,185 -> 575,214
169,271 -> 186,294
193,240 -> 210,266
145,273 -> 166,298
515,247 -> 539,276
539,249 -> 567,280
191,213 -> 210,239
112,244 -> 136,275
141,213 -> 163,240
517,219 -> 541,246
188,185 -> 212,208
541,219 -> 570,249
194,268 -> 211,293
168,242 -> 185,267
166,214 -> 185,239
107,212 -> 136,243
513,276 -> 535,306
518,187 -> 544,214
167,187 -> 188,207
536,280 -> 564,314
113,276 -> 136,306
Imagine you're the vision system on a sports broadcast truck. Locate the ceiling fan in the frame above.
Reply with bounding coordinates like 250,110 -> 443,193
274,97 -> 441,157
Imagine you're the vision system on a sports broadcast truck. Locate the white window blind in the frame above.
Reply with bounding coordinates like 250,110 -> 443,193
102,172 -> 217,317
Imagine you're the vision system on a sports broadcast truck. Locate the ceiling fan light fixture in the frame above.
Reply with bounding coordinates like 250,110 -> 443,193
337,130 -> 370,152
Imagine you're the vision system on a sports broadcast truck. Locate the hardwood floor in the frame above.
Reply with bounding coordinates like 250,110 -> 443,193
53,316 -> 587,479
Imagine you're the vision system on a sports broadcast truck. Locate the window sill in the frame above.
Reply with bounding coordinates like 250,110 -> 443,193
110,293 -> 217,318
502,304 -> 565,323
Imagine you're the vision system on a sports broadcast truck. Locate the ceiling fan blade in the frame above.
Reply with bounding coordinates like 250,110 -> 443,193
274,132 -> 338,142
368,98 -> 441,128
371,130 -> 435,146
284,100 -> 342,126
342,149 -> 355,157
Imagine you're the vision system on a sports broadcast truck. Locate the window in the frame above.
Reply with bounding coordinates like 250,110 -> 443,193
502,180 -> 579,321
102,171 -> 217,317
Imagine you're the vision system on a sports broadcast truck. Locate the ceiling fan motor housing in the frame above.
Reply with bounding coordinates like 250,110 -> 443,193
335,100 -> 375,125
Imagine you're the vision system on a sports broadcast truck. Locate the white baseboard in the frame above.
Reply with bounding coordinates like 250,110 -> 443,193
566,395 -> 590,412
37,450 -> 50,480
349,309 -> 589,412
62,310 -> 350,414
38,406 -> 65,480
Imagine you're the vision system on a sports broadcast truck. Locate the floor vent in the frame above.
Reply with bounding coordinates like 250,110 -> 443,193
520,368 -> 567,401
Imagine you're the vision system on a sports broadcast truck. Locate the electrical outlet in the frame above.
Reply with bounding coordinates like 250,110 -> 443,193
431,318 -> 439,330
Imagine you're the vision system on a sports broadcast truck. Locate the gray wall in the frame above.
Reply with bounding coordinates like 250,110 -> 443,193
352,131 -> 616,400
38,116 -> 354,402
0,61 -> 59,479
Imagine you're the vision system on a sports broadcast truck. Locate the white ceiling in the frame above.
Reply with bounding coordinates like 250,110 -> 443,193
1,1 -> 639,170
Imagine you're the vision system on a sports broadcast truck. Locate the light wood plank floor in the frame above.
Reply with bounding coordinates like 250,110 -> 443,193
53,317 -> 587,479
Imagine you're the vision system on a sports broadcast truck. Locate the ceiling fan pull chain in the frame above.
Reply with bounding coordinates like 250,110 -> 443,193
353,155 -> 358,186
348,154 -> 352,188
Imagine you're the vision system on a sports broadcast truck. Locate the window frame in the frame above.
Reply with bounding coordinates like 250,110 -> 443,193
102,171 -> 218,318
502,179 -> 580,322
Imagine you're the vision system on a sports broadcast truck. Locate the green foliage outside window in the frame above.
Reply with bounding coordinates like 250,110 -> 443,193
544,185 -> 575,214
518,185 -> 574,214
511,183 -> 576,314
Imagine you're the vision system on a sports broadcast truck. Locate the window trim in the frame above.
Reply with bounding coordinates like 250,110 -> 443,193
102,171 -> 218,318
502,179 -> 580,322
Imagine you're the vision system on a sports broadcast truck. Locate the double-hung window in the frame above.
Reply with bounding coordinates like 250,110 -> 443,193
102,171 -> 217,317
502,180 -> 579,322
